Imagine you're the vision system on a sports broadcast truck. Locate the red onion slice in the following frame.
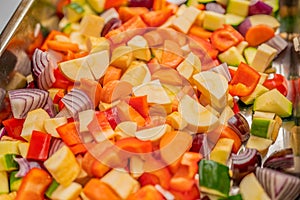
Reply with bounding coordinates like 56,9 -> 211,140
13,157 -> 41,177
37,59 -> 57,90
210,62 -> 231,82
265,35 -> 288,56
249,0 -> 273,15
48,138 -> 65,157
238,18 -> 252,36
227,113 -> 250,142
256,167 -> 300,200
32,48 -> 62,90
61,88 -> 93,117
263,148 -> 294,171
0,88 -> 6,109
205,3 -> 226,14
231,148 -> 261,183
0,127 -> 6,139
8,88 -> 49,119
44,97 -> 57,117
32,48 -> 49,78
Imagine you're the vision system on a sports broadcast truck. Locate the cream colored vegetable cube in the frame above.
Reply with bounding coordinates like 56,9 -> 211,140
203,11 -> 226,31
44,146 -> 80,186
21,108 -> 50,141
80,14 -> 105,37
101,169 -> 140,199
51,182 -> 82,200
127,35 -> 151,61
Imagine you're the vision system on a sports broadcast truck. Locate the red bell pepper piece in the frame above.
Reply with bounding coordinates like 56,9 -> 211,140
15,168 -> 52,200
229,62 -> 261,97
139,172 -> 160,186
2,118 -> 26,141
56,122 -> 86,154
233,98 -> 240,114
27,131 -> 52,161
127,185 -> 164,200
141,9 -> 173,27
128,95 -> 149,118
103,107 -> 120,129
170,165 -> 195,192
180,152 -> 202,178
188,34 -> 219,59
52,68 -> 74,89
56,0 -> 71,18
263,74 -> 288,96
170,184 -> 200,200
88,111 -> 115,141
211,25 -> 244,52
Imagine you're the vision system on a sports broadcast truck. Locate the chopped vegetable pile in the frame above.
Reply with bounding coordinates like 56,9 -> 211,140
1,0 -> 300,199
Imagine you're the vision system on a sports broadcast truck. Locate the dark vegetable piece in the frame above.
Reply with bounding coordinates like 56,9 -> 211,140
256,167 -> 300,200
128,0 -> 153,8
263,148 -> 294,171
231,148 -> 261,184
101,18 -> 122,37
205,3 -> 225,14
227,113 -> 250,142
248,0 -> 273,15
199,159 -> 231,197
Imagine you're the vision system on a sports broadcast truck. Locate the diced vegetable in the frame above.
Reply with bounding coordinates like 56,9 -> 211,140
229,62 -> 261,97
0,171 -> 9,194
26,131 -> 52,161
0,154 -> 19,172
9,171 -> 22,191
199,160 -> 231,197
44,145 -> 80,186
255,167 -> 300,200
15,168 -> 52,200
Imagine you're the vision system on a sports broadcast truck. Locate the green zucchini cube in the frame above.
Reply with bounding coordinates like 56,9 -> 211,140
199,159 -> 231,197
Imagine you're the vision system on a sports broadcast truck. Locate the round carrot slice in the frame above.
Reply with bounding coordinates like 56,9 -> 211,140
245,24 -> 275,46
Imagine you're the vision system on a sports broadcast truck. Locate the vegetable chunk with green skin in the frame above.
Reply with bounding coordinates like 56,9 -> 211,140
9,171 -> 22,191
0,154 -> 18,172
199,159 -> 231,197
253,89 -> 292,118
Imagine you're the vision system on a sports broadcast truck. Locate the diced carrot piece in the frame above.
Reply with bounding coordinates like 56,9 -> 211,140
91,159 -> 111,178
127,185 -> 164,200
153,0 -> 166,10
41,30 -> 68,51
245,24 -> 275,46
103,66 -> 122,85
119,7 -> 149,22
78,78 -> 102,108
83,179 -> 120,200
47,40 -> 79,53
189,25 -> 212,40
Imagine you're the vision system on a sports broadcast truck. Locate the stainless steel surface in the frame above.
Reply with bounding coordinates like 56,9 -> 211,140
0,0 -> 35,57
